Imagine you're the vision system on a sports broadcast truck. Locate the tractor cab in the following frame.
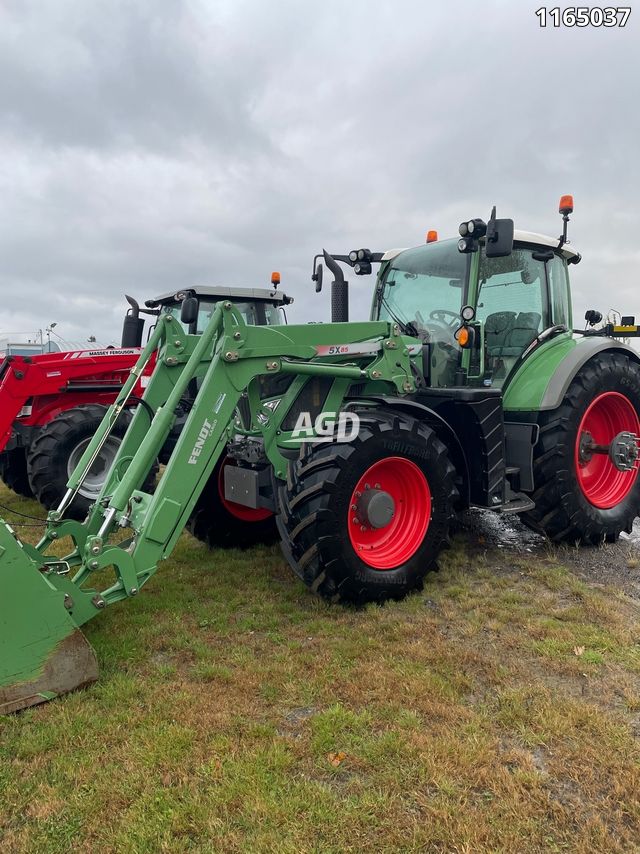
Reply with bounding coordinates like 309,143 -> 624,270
151,285 -> 291,331
122,282 -> 291,347
371,220 -> 579,390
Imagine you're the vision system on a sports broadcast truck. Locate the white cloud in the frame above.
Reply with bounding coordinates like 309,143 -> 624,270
0,0 -> 637,344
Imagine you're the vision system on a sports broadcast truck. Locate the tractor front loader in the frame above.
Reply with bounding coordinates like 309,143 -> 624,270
0,303 -> 420,713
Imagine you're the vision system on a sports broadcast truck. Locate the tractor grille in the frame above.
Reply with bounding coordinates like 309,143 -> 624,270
280,376 -> 333,431
259,373 -> 295,399
236,395 -> 252,429
0,358 -> 11,383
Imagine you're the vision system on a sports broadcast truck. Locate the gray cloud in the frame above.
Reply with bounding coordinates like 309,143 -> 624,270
0,0 -> 638,347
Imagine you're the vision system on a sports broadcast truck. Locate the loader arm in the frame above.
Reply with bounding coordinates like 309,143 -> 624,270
0,303 -> 417,712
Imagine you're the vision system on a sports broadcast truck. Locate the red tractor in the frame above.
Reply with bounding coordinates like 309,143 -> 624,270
0,284 -> 290,530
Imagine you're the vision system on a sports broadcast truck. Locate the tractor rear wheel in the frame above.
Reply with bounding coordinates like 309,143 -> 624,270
522,352 -> 640,543
27,404 -> 155,520
277,411 -> 457,604
0,448 -> 33,497
187,455 -> 277,548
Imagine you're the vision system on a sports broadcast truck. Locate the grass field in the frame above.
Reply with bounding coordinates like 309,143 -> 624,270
1,483 -> 640,853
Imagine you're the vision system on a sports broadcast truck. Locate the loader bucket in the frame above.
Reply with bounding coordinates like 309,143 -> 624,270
0,519 -> 98,714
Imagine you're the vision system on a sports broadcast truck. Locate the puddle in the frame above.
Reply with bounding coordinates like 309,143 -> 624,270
463,509 -> 640,556
618,518 -> 640,548
461,508 -> 545,553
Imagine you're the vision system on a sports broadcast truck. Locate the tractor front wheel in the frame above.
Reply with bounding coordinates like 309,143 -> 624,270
277,411 -> 457,604
187,456 -> 277,548
522,352 -> 640,543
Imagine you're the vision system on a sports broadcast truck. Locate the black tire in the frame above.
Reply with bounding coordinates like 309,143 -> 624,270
522,352 -> 640,543
27,404 -> 156,520
188,455 -> 278,548
277,411 -> 458,605
0,448 -> 33,497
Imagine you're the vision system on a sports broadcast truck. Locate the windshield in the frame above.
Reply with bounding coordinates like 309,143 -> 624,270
161,298 -> 282,332
376,239 -> 468,387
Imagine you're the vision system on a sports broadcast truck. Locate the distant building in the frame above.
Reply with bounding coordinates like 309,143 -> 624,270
0,338 -> 61,357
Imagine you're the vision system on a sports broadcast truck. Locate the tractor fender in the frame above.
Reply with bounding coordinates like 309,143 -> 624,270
355,395 -> 470,505
539,338 -> 640,411
503,335 -> 640,413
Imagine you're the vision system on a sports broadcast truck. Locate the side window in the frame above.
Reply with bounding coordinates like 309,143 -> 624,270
197,302 -> 218,333
547,256 -> 571,327
476,248 -> 548,384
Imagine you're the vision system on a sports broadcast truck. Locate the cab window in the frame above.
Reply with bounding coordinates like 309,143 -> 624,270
162,299 -> 282,332
476,248 -> 548,384
376,239 -> 468,387
547,255 -> 571,327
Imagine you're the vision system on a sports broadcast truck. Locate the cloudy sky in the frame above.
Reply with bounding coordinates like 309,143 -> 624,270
0,0 -> 638,347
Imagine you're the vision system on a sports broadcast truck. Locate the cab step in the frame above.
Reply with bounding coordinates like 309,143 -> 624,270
498,494 -> 536,514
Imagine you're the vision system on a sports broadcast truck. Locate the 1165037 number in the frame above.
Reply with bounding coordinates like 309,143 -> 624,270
535,7 -> 631,26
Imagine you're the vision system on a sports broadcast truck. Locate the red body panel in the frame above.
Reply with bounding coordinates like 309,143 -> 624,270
0,347 -> 154,453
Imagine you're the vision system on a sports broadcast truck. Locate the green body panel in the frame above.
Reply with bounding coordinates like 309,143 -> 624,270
502,332 -> 576,411
0,306 -> 419,708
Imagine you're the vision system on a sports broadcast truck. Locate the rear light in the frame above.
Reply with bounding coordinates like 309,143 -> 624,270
17,405 -> 32,418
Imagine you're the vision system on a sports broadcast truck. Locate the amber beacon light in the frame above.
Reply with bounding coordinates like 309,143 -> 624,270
559,194 -> 574,215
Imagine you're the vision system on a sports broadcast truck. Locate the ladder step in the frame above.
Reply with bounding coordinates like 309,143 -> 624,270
498,494 -> 535,514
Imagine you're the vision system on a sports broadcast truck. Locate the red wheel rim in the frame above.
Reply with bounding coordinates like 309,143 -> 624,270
218,458 -> 273,522
575,391 -> 640,509
348,456 -> 431,569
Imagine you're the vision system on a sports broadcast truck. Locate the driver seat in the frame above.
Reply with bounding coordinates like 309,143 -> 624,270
485,311 -> 516,357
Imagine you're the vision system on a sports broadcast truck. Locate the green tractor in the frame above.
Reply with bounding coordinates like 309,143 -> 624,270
2,196 -> 639,713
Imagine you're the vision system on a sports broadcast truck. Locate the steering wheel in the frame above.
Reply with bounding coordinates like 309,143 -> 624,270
413,311 -> 456,350
429,309 -> 460,327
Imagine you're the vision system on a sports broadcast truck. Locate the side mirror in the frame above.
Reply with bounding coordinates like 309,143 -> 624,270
458,206 -> 513,257
180,296 -> 199,326
485,217 -> 514,258
313,263 -> 323,293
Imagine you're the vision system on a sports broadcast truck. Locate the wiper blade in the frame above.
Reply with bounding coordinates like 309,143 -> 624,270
379,295 -> 417,337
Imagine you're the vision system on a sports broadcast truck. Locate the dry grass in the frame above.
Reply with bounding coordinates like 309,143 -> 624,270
1,484 -> 640,852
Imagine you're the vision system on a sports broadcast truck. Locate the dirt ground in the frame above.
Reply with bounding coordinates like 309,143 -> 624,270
463,509 -> 640,600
